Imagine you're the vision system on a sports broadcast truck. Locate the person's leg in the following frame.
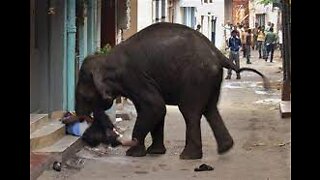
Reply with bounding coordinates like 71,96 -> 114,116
242,44 -> 246,58
265,44 -> 270,61
235,53 -> 241,79
270,44 -> 275,62
246,45 -> 251,64
252,37 -> 256,50
263,42 -> 267,59
258,41 -> 262,58
226,52 -> 233,79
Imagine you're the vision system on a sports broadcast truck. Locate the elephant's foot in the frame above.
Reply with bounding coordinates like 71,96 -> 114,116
217,138 -> 234,154
146,144 -> 166,154
179,148 -> 203,160
126,145 -> 147,157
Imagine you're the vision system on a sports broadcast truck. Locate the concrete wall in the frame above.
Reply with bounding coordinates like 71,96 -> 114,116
249,1 -> 280,31
196,0 -> 225,49
30,0 -> 50,113
123,0 -> 137,40
174,1 -> 183,24
95,0 -> 102,49
137,0 -> 153,31
224,0 -> 232,23
48,0 -> 66,112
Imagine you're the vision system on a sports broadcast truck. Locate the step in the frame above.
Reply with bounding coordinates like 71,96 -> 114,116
30,120 -> 65,151
50,111 -> 66,119
30,114 -> 49,133
34,135 -> 84,161
31,136 -> 84,180
30,152 -> 57,180
280,100 -> 291,118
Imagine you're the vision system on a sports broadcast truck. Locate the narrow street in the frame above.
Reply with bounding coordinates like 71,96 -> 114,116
38,50 -> 291,180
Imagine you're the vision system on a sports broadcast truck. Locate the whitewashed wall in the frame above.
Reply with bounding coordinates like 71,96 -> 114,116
196,0 -> 225,49
249,1 -> 280,31
137,0 -> 153,31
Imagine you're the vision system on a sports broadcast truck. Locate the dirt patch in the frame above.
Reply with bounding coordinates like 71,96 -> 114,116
134,171 -> 149,174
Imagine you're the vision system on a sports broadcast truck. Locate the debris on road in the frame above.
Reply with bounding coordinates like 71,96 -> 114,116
254,98 -> 281,105
276,141 -> 291,147
52,161 -> 62,172
84,145 -> 109,156
194,164 -> 214,172
253,142 -> 266,147
65,157 -> 86,170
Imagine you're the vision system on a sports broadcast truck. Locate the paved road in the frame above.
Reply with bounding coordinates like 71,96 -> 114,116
38,50 -> 291,180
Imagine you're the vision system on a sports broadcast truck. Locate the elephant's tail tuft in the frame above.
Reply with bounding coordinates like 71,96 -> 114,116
208,39 -> 270,90
237,68 -> 271,90
218,53 -> 270,90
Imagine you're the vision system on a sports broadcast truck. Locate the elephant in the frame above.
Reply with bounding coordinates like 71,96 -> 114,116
75,22 -> 269,160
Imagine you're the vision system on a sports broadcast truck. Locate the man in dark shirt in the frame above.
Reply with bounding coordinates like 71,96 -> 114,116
245,29 -> 253,64
264,27 -> 278,62
226,30 -> 242,80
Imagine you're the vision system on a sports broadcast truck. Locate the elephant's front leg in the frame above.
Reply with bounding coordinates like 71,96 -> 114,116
146,118 -> 167,154
126,94 -> 166,157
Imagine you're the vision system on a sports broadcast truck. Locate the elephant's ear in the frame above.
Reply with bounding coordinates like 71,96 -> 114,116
91,72 -> 113,102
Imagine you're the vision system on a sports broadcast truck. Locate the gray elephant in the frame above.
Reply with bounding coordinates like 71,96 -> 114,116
75,22 -> 269,159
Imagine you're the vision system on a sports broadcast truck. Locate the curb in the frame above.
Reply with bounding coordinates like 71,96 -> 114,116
30,138 -> 84,180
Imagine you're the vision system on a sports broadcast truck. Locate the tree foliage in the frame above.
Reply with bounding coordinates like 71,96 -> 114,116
257,0 -> 278,6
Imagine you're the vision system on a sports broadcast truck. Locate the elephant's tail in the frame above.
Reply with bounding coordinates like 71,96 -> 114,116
216,50 -> 270,90
237,67 -> 270,89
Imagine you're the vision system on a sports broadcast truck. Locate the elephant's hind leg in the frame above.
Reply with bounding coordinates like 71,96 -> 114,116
203,97 -> 234,154
178,105 -> 203,160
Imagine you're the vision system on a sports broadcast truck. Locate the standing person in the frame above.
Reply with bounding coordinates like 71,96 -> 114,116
233,25 -> 240,38
264,27 -> 278,62
278,28 -> 283,58
261,25 -> 268,59
265,21 -> 272,32
245,29 -> 253,64
239,25 -> 246,58
252,23 -> 259,50
256,26 -> 266,59
271,23 -> 275,30
225,30 -> 242,80
196,24 -> 201,31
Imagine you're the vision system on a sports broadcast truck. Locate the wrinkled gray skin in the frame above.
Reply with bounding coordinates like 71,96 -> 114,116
75,22 -> 269,159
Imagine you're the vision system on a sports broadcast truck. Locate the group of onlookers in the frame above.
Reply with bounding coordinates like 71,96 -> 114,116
223,21 -> 282,80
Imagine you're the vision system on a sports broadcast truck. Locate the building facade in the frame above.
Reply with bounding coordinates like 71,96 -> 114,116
30,0 -> 102,113
249,0 -> 281,32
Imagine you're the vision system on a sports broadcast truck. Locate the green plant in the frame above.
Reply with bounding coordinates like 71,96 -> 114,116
95,44 -> 112,55
257,0 -> 278,6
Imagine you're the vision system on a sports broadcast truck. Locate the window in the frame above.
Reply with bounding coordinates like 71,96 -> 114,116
203,0 -> 213,4
256,14 -> 266,27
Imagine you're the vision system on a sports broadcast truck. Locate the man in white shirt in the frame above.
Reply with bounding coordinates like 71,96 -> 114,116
278,29 -> 283,58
